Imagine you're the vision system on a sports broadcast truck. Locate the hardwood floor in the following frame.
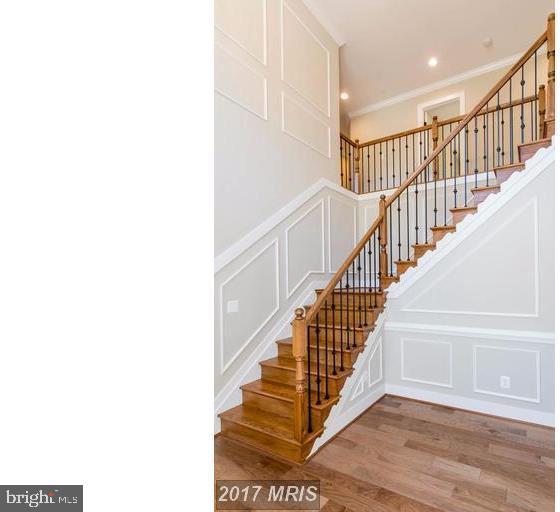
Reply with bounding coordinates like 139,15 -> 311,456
215,395 -> 555,511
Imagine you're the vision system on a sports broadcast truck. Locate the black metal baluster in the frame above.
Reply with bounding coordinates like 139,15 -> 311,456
338,280 -> 344,371
362,246 -> 368,326
324,300 -> 329,400
399,137 -> 402,187
474,116 -> 479,189
367,145 -> 371,193
379,145 -> 383,190
405,135 -> 410,259
373,143 -> 377,192
484,106 -> 489,186
453,131 -> 458,208
315,315 -> 321,404
385,141 -> 389,188
509,79 -> 513,164
389,203 -> 393,275
443,124 -> 447,224
357,252 -> 362,328
307,325 -> 312,432
368,238 -> 373,310
464,122 -> 469,207
331,298 -> 336,376
424,130 -> 428,243
345,270 -> 350,350
521,64 -> 525,144
340,139 -> 344,187
373,233 -> 378,308
533,51 -> 537,140
352,261 -> 356,347
413,133 -> 419,244
492,110 -> 496,170
496,91 -> 501,167
392,139 -> 396,187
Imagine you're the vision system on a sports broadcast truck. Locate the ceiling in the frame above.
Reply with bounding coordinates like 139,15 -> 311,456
303,0 -> 554,117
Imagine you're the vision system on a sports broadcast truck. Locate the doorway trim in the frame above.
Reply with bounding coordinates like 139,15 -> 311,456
417,91 -> 465,126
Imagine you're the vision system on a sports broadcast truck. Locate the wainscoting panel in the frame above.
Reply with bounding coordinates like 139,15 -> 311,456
328,196 -> 356,272
214,0 -> 267,65
215,43 -> 267,120
474,345 -> 540,403
220,239 -> 280,373
401,338 -> 452,388
285,199 -> 325,298
281,93 -> 331,157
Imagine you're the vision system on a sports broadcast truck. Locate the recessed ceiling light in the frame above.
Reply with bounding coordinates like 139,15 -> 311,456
428,57 -> 438,67
340,92 -> 349,100
482,37 -> 493,48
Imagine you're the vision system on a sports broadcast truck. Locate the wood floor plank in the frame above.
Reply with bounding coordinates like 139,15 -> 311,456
215,397 -> 554,512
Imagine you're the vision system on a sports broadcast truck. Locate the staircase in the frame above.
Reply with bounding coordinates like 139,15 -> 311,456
218,14 -> 555,464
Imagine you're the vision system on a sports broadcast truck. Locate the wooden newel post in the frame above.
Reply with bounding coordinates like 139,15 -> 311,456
546,13 -> 555,137
538,84 -> 546,138
291,307 -> 307,442
354,139 -> 361,193
379,194 -> 388,278
431,115 -> 439,180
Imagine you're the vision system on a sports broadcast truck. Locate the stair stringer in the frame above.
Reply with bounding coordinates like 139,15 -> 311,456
386,136 -> 555,298
307,311 -> 386,457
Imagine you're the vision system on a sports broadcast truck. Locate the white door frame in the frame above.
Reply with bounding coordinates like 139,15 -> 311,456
417,91 -> 465,126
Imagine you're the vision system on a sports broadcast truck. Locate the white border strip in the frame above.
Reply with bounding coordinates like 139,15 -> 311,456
384,321 -> 554,344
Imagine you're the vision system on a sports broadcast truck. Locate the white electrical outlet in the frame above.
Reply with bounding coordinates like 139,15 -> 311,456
500,376 -> 511,389
227,300 -> 239,313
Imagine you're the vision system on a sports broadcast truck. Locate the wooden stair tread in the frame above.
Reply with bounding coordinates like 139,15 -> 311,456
473,184 -> 500,192
242,377 -> 342,405
494,162 -> 525,171
305,304 -> 384,312
308,321 -> 376,332
412,243 -> 436,249
260,356 -> 353,379
276,338 -> 364,354
315,287 -> 384,295
431,225 -> 455,231
518,137 -> 551,149
450,206 -> 477,212
220,404 -> 300,443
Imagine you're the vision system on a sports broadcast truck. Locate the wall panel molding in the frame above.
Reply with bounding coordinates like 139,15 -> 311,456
214,0 -> 268,65
280,1 -> 331,117
219,238 -> 280,373
401,197 -> 539,318
281,92 -> 331,158
215,42 -> 268,120
285,199 -> 325,298
400,338 -> 453,388
327,195 -> 357,272
473,345 -> 541,403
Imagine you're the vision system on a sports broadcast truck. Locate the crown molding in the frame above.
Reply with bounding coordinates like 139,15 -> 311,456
300,0 -> 345,47
348,52 -> 526,118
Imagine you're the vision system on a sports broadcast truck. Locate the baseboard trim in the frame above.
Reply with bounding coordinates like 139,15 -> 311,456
385,384 -> 554,427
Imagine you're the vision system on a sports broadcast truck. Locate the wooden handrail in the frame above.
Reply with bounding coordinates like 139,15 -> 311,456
384,30 -> 547,209
356,94 -> 538,149
340,133 -> 357,146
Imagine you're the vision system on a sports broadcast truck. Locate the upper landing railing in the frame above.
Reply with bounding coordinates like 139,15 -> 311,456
340,46 -> 549,194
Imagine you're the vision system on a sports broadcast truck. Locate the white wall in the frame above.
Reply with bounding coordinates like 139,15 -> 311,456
382,142 -> 555,425
215,0 -> 340,255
